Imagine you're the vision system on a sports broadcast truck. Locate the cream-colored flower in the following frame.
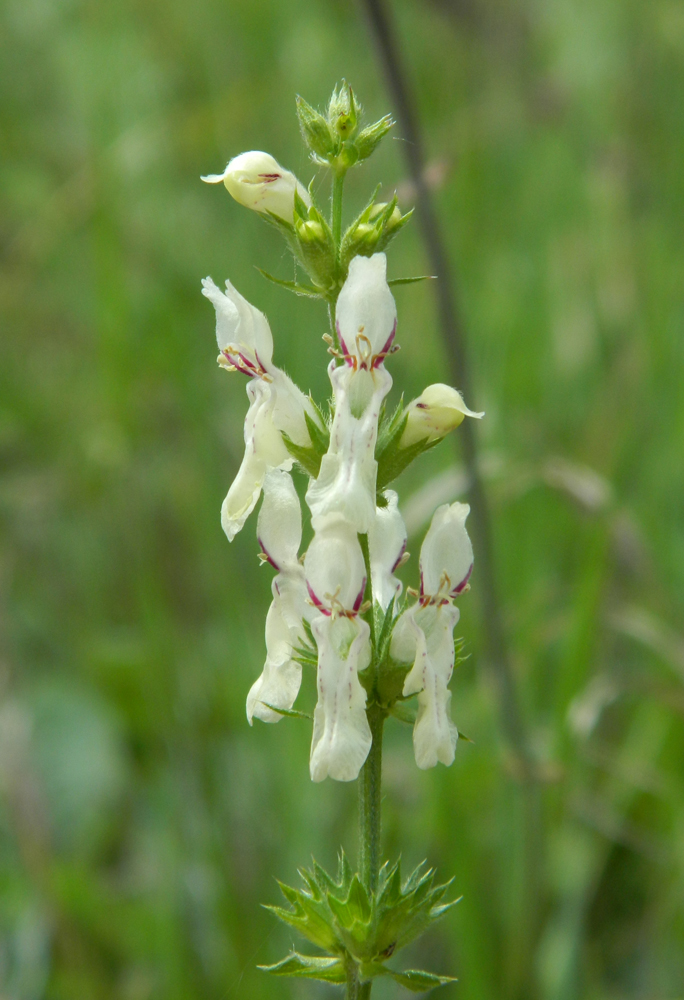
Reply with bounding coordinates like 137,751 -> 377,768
400,383 -> 483,449
390,602 -> 460,769
201,150 -> 310,222
309,615 -> 372,782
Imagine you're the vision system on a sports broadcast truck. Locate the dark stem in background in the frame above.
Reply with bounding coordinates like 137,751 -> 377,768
361,0 -> 542,991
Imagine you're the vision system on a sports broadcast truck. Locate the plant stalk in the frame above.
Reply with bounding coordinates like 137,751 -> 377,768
332,168 -> 345,251
359,706 -> 384,895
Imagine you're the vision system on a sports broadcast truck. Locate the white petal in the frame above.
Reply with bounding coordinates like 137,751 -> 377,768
247,586 -> 303,724
420,502 -> 473,600
391,603 -> 460,769
258,469 -> 302,572
304,516 -> 366,615
201,276 -> 274,373
306,363 -> 391,534
221,380 -> 292,542
200,172 -> 228,183
270,370 -> 312,448
310,615 -> 372,782
336,253 -> 397,362
368,491 -> 407,610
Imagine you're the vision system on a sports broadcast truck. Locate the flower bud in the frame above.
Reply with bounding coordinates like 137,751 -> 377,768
296,218 -> 326,244
369,202 -> 402,229
400,384 -> 484,448
201,151 -> 310,222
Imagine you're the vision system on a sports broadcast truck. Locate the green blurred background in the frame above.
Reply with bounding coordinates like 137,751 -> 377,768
2,0 -> 684,997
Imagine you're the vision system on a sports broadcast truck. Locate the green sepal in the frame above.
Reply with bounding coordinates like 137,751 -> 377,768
259,702 -> 313,721
256,267 -> 323,298
355,113 -> 394,161
259,952 -> 346,983
375,399 -> 444,494
305,406 -> 331,455
296,95 -> 336,159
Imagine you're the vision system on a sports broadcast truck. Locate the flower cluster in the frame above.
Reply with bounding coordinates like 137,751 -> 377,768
203,242 -> 481,781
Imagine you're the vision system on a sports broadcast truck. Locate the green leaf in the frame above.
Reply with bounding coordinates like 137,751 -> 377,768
259,702 -> 312,721
388,275 -> 436,286
385,968 -> 457,992
256,267 -> 322,298
259,952 -> 346,983
282,431 -> 322,478
304,408 -> 330,454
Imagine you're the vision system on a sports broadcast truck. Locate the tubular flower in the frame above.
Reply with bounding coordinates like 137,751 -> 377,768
304,516 -> 372,782
335,253 -> 397,369
368,490 -> 407,611
420,502 -> 473,602
309,615 -> 372,782
390,602 -> 460,769
306,253 -> 396,533
203,278 -> 311,541
400,383 -> 484,448
201,150 -> 310,222
306,361 -> 391,533
388,502 -> 474,768
247,471 -> 309,724
304,516 -> 367,617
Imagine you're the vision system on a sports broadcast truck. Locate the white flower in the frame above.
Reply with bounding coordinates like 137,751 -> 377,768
309,614 -> 372,782
203,279 -> 312,541
202,276 -> 274,377
306,361 -> 392,533
420,502 -> 474,601
304,516 -> 367,616
202,276 -> 311,445
201,150 -> 310,222
336,253 -> 397,368
400,383 -> 484,448
368,490 -> 407,610
390,602 -> 460,768
247,472 -> 309,725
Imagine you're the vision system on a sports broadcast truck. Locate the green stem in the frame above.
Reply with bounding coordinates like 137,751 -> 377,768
358,983 -> 372,1000
359,706 -> 384,895
332,168 -> 345,251
346,962 -> 361,999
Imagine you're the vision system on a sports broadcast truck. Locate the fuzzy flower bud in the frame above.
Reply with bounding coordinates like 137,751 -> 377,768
400,384 -> 484,449
201,151 -> 310,222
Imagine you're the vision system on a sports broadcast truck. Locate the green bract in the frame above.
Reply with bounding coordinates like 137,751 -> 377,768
261,852 -> 459,990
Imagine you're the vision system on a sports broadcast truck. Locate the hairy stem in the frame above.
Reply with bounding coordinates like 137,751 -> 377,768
359,706 -> 384,895
332,169 -> 345,252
